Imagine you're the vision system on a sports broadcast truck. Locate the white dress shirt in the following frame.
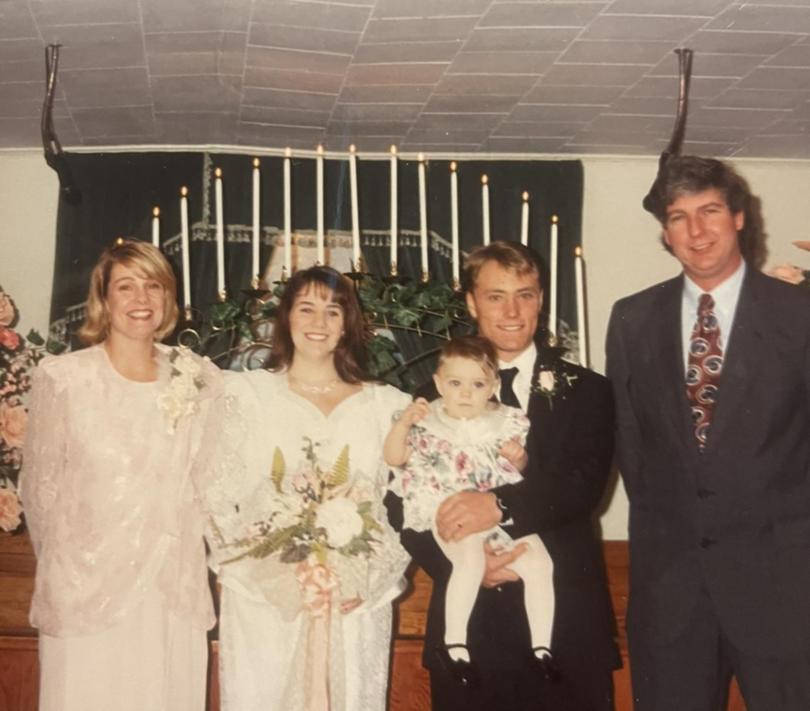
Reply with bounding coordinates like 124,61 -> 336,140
498,342 -> 537,413
681,260 -> 746,367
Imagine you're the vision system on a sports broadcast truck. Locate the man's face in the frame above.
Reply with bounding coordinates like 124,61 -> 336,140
465,260 -> 543,362
662,188 -> 744,291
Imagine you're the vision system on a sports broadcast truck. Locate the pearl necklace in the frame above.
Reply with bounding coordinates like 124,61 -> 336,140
288,374 -> 342,394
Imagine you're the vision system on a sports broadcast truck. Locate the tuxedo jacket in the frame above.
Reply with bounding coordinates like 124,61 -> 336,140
385,347 -> 621,673
606,268 -> 810,656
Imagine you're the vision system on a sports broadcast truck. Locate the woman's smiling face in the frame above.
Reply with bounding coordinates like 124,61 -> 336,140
289,283 -> 344,360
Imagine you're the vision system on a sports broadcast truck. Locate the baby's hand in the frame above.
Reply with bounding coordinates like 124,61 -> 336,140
398,398 -> 430,428
499,439 -> 528,471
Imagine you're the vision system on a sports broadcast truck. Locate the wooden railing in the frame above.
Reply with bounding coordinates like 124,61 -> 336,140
0,534 -> 744,711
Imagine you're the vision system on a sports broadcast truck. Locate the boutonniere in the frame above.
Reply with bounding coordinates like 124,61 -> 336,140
156,347 -> 205,433
530,357 -> 578,409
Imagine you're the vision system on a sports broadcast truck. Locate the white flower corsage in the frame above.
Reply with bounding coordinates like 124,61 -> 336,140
156,347 -> 205,433
531,365 -> 578,408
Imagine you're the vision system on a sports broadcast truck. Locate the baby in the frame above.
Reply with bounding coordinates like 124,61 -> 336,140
385,335 -> 555,679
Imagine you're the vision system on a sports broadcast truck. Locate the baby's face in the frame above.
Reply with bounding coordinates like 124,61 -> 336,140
433,356 -> 498,420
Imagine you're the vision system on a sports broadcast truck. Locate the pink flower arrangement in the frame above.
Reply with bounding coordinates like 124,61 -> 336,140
768,241 -> 809,289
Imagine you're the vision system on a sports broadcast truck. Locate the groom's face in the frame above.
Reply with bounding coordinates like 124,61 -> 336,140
465,260 -> 543,363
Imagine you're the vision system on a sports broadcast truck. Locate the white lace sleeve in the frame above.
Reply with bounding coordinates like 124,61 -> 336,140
19,358 -> 68,556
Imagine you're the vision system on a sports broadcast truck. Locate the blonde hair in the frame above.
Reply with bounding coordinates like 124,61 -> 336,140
78,239 -> 179,345
436,335 -> 499,379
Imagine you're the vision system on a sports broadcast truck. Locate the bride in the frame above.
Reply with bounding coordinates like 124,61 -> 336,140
197,265 -> 410,710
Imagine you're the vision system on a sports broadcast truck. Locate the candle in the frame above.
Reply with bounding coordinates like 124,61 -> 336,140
179,186 -> 191,310
574,245 -> 588,367
214,167 -> 225,297
549,215 -> 559,337
418,153 -> 428,280
390,145 -> 398,275
349,144 -> 360,270
284,147 -> 292,277
316,144 -> 324,265
481,175 -> 490,246
151,206 -> 160,248
252,157 -> 260,285
450,161 -> 459,287
520,191 -> 529,246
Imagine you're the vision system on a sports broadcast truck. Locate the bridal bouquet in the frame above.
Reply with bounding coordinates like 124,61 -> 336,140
222,438 -> 381,570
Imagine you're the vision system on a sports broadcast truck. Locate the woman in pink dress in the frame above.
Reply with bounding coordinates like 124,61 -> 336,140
21,239 -> 219,711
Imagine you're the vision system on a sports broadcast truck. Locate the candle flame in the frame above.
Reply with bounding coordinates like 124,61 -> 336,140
481,174 -> 488,185
215,167 -> 222,178
522,191 -> 529,201
417,152 -> 425,162
115,237 -> 125,246
152,206 -> 160,217
390,145 -> 398,155
284,147 -> 292,158
575,246 -> 583,257
253,157 -> 260,168
316,144 -> 324,155
180,186 -> 188,197
450,161 -> 457,171
349,144 -> 356,154
552,214 -> 559,224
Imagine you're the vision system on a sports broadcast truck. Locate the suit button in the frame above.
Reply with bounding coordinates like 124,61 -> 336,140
697,488 -> 716,499
700,537 -> 716,549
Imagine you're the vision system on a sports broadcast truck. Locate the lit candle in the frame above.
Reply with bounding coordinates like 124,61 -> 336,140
151,206 -> 160,248
179,186 -> 191,310
252,158 -> 260,286
390,145 -> 398,275
214,167 -> 225,298
549,215 -> 559,337
316,144 -> 324,265
450,161 -> 459,287
418,153 -> 428,280
481,175 -> 490,246
349,144 -> 360,270
574,245 -> 588,367
284,147 -> 292,277
520,191 -> 529,246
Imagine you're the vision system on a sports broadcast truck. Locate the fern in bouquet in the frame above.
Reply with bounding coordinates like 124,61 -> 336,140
221,437 -> 382,568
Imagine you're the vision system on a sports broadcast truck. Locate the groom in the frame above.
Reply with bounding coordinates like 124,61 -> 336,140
387,241 -> 620,711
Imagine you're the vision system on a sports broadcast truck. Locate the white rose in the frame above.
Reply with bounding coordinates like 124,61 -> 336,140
316,497 -> 364,548
538,370 -> 555,392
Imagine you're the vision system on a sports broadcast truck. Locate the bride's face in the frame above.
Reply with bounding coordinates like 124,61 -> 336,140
289,284 -> 344,361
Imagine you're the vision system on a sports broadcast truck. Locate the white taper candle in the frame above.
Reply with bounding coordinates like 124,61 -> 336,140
179,187 -> 191,309
284,147 -> 292,276
418,153 -> 428,280
151,206 -> 160,248
252,158 -> 260,284
214,167 -> 225,296
390,145 -> 398,274
349,144 -> 360,270
450,161 -> 459,286
549,215 -> 559,336
316,144 -> 324,265
481,175 -> 490,246
575,245 -> 588,367
520,191 -> 529,246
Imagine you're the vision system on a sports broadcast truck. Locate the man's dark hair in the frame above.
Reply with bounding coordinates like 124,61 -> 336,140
644,155 -> 767,269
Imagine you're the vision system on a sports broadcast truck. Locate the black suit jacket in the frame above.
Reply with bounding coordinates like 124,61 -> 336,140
606,268 -> 810,656
386,347 -> 621,673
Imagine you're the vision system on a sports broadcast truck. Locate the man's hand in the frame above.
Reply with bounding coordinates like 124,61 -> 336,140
499,439 -> 528,471
436,490 -> 502,542
481,542 -> 526,588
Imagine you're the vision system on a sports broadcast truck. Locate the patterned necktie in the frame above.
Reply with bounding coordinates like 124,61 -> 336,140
499,367 -> 521,408
685,293 -> 724,450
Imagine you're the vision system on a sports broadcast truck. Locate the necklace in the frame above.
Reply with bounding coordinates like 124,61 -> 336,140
288,374 -> 342,394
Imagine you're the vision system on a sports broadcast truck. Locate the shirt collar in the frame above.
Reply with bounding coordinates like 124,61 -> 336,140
683,259 -> 746,319
498,341 -> 537,375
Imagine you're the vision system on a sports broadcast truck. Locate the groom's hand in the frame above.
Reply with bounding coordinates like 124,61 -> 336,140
436,491 -> 501,542
481,542 -> 526,588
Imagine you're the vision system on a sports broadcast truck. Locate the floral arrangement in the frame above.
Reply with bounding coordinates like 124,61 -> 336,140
156,347 -> 206,434
218,438 -> 381,611
530,346 -> 580,408
0,287 -> 64,533
769,241 -> 810,288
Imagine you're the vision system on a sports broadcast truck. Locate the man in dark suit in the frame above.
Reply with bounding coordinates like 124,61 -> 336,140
387,241 -> 620,711
606,155 -> 810,711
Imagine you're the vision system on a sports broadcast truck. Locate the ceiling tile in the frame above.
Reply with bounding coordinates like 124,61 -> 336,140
72,105 -> 155,139
587,113 -> 674,133
142,0 -> 251,33
582,14 -> 705,41
332,103 -> 423,121
155,111 -> 238,143
605,0 -> 731,14
405,127 -> 491,143
734,134 -> 810,158
339,84 -> 434,103
560,40 -> 673,65
448,51 -> 556,75
0,37 -> 44,63
353,41 -> 462,64
152,75 -> 242,112
345,63 -> 447,86
689,31 -> 798,55
688,107 -> 789,129
39,22 -> 144,71
246,46 -> 350,74
326,120 -> 412,136
29,0 -> 140,26
423,94 -> 522,113
709,5 -> 810,33
464,27 -> 580,52
149,52 -> 221,77
413,113 -> 506,129
0,60 -> 42,83
484,136 -> 569,153
373,0 -> 490,19
0,118 -> 43,146
249,23 -> 359,54
738,67 -> 810,91
243,87 -> 338,111
509,104 -> 605,122
479,2 -> 606,28
251,1 -> 371,32
237,122 -> 326,145
766,43 -> 810,68
623,75 -> 735,99
541,63 -> 649,86
240,105 -> 330,126
708,89 -> 806,110
363,17 -> 477,43
493,121 -> 578,138
650,52 -> 766,78
435,74 -> 538,96
59,67 -> 151,108
523,84 -> 626,104
244,67 -> 346,94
